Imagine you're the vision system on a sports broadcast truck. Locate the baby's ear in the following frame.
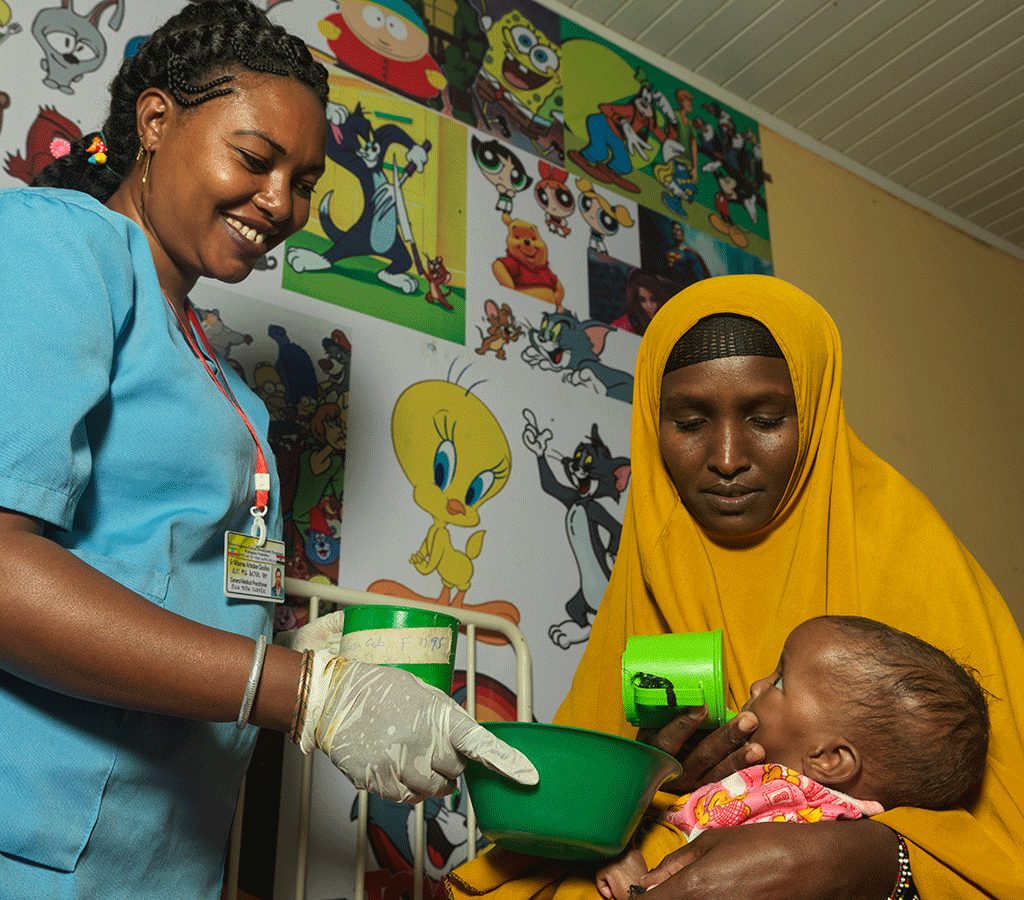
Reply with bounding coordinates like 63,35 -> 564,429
803,739 -> 861,789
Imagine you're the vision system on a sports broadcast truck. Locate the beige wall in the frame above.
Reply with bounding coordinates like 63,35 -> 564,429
762,129 -> 1024,631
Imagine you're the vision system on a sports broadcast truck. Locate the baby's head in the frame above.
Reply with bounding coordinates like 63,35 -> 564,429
743,615 -> 989,809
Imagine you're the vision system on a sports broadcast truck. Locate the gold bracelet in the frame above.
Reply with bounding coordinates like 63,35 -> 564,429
288,650 -> 315,744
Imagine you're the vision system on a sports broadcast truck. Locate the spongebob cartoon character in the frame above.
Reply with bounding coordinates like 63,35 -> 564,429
391,379 -> 510,604
473,9 -> 561,152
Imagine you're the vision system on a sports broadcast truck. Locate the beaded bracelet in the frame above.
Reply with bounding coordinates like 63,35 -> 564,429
288,650 -> 315,745
235,634 -> 268,729
888,833 -> 919,900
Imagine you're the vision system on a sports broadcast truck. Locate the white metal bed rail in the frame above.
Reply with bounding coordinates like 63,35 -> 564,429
225,579 -> 534,900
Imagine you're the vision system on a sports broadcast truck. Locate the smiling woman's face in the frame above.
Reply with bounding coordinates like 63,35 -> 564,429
139,69 -> 325,286
659,354 -> 799,536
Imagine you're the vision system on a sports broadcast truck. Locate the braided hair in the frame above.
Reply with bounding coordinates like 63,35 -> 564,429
33,0 -> 328,202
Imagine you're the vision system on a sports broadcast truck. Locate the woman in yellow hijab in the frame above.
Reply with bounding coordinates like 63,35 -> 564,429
449,275 -> 1024,898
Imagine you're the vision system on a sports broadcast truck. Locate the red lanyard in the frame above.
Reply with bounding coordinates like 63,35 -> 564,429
163,292 -> 271,540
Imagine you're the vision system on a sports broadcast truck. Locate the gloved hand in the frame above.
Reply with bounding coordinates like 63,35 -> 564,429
299,651 -> 539,804
283,610 -> 346,654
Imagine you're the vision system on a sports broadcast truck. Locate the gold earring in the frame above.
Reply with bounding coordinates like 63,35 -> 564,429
139,148 -> 152,216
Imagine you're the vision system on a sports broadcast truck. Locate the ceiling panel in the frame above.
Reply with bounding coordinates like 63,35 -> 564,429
604,0 -> 677,40
972,187 -> 1024,229
560,0 -> 1024,258
722,1 -> 874,102
745,0 -> 920,110
953,170 -> 1024,220
856,53 -> 1024,169
829,9 -> 1024,155
667,1 -> 779,70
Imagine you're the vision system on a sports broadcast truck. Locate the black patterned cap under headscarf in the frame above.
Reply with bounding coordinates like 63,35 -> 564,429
664,313 -> 784,374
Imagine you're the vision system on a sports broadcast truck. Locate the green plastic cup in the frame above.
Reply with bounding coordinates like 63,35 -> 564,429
621,630 -> 736,730
339,604 -> 459,693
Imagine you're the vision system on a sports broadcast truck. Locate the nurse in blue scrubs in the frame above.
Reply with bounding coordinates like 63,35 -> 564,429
0,3 -> 534,898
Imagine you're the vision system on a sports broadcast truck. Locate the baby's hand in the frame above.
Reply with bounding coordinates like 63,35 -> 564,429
596,847 -> 648,899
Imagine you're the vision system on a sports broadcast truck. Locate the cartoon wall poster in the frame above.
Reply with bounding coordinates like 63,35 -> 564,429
310,0 -> 449,103
586,251 -> 678,338
413,0 -> 488,128
333,334 -> 630,675
0,0 -> 22,49
3,104 -> 82,183
467,136 -> 574,315
282,68 -> 467,344
265,0 -> 344,62
466,0 -> 563,162
277,353 -> 634,896
189,282 -> 354,633
638,205 -> 773,287
560,19 -> 772,264
28,0 -> 126,96
337,345 -> 524,640
0,2 -> 171,188
515,405 -> 631,655
466,128 -> 622,322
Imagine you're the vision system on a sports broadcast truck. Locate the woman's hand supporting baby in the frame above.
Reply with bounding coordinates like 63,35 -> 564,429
596,847 -> 649,899
637,819 -> 900,899
640,707 -> 764,794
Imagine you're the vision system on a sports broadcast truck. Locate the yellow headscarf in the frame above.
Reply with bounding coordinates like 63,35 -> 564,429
553,275 -> 1024,895
448,276 -> 1023,898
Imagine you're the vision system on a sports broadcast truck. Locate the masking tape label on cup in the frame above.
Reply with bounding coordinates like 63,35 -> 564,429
339,627 -> 453,665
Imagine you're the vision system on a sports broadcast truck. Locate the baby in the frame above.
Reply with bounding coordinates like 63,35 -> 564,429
597,615 -> 990,897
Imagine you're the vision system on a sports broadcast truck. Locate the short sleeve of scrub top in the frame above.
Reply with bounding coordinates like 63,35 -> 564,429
0,187 -> 281,899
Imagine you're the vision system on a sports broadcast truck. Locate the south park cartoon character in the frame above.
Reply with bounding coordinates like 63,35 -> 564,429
492,212 -> 564,309
319,0 -> 446,100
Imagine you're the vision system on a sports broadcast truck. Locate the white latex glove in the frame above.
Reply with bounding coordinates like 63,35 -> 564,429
280,610 -> 346,653
300,652 -> 538,804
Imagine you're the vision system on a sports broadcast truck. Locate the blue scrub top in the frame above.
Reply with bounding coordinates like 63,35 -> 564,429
0,188 -> 283,899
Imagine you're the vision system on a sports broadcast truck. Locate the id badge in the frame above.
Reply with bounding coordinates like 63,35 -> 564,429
224,530 -> 287,602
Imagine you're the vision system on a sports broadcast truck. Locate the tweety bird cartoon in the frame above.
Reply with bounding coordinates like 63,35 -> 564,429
392,379 -> 510,602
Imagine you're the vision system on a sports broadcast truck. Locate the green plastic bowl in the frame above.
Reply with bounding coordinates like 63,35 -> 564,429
463,721 -> 682,860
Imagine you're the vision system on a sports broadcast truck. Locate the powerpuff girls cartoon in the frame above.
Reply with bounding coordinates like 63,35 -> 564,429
533,160 -> 574,237
472,134 -> 531,214
576,178 -> 634,255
